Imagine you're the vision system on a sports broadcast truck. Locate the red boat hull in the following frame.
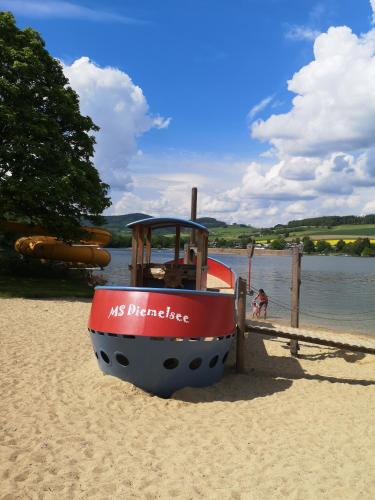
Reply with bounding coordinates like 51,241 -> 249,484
89,288 -> 235,338
88,287 -> 236,397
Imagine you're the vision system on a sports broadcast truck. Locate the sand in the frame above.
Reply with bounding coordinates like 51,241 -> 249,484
1,298 -> 374,500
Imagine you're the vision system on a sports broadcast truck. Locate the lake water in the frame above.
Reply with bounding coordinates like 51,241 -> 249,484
98,249 -> 375,336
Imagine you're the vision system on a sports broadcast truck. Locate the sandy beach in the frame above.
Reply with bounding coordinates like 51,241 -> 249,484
1,298 -> 374,499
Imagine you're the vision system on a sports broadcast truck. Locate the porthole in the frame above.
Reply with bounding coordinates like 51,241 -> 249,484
115,353 -> 129,366
100,350 -> 110,364
189,358 -> 202,370
222,351 -> 229,364
94,351 -> 98,359
209,355 -> 219,368
163,358 -> 179,370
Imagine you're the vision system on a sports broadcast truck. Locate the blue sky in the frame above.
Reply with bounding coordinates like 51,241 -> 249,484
2,0 -> 375,225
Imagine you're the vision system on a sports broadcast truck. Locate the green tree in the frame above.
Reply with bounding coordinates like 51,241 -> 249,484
270,238 -> 287,250
335,239 -> 346,252
0,12 -> 111,238
361,246 -> 375,257
110,233 -> 132,248
239,235 -> 252,248
315,240 -> 332,254
217,238 -> 228,247
302,236 -> 315,253
345,242 -> 356,255
353,238 -> 370,256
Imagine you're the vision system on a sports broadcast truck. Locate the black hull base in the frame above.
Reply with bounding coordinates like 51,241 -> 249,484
89,330 -> 235,398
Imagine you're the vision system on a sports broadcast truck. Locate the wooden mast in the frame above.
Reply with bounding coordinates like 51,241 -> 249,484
130,226 -> 138,286
174,225 -> 180,263
190,186 -> 197,245
145,226 -> 152,265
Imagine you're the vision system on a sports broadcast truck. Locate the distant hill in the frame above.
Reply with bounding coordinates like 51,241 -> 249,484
281,214 -> 375,229
196,217 -> 227,228
101,213 -> 151,232
87,213 -> 228,234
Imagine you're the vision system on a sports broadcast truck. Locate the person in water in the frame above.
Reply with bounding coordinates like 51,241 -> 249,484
254,289 -> 268,319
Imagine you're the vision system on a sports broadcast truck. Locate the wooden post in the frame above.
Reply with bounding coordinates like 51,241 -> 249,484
137,226 -> 144,286
174,225 -> 180,263
195,230 -> 203,290
247,243 -> 255,293
130,227 -> 138,286
145,227 -> 152,265
201,233 -> 208,290
290,247 -> 302,355
236,277 -> 247,373
190,186 -> 197,245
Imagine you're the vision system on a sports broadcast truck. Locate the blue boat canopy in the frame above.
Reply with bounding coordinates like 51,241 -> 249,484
127,217 -> 208,233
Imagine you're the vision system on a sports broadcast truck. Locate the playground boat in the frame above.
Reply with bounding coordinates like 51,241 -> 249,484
88,217 -> 237,397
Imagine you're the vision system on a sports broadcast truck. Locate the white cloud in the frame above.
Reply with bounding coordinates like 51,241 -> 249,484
152,145 -> 375,226
241,3 -> 375,224
284,201 -> 308,216
252,26 -> 375,157
248,96 -> 273,120
152,116 -> 172,129
110,145 -> 375,226
371,0 -> 375,23
0,0 -> 143,24
363,199 -> 375,212
60,1 -> 375,227
109,3 -> 375,227
113,183 -> 194,218
111,155 -> 247,219
285,25 -> 321,42
62,57 -> 170,191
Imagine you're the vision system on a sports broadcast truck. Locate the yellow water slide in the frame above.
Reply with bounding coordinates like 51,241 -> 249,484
0,221 -> 112,267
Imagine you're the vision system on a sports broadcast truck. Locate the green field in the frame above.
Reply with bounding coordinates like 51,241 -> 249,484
110,223 -> 375,245
98,213 -> 375,244
288,224 -> 375,238
208,226 -> 255,240
208,224 -> 375,242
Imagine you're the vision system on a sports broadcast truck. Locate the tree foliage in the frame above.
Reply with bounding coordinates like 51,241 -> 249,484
270,238 -> 287,250
0,12 -> 111,238
285,214 -> 375,228
315,240 -> 332,254
335,239 -> 346,252
302,236 -> 315,253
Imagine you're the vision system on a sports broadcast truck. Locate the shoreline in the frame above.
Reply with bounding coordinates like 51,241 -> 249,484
107,246 -> 373,257
208,247 -> 373,257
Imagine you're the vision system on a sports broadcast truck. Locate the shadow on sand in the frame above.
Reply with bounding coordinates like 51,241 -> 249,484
174,332 -> 375,403
173,370 -> 293,403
